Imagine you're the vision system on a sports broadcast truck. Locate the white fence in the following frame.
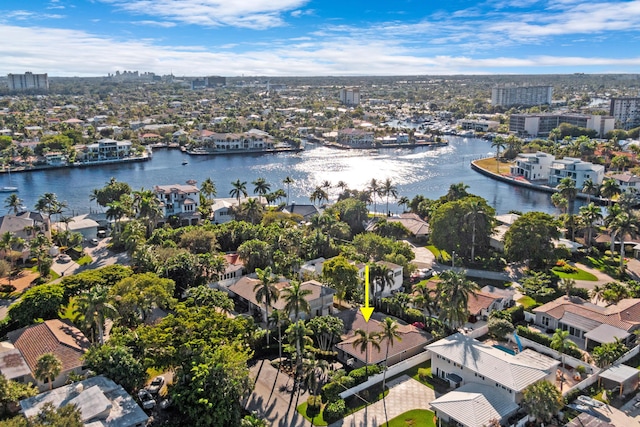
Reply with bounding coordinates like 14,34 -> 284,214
462,324 -> 489,340
616,344 -> 640,365
523,311 -> 536,323
512,335 -> 594,372
339,351 -> 431,399
563,369 -> 602,396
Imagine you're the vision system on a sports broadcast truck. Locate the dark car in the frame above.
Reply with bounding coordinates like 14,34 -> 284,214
147,376 -> 165,396
138,389 -> 156,410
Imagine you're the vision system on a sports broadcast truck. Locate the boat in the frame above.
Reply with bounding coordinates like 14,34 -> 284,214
0,186 -> 18,193
182,160 -> 189,165
576,395 -> 604,408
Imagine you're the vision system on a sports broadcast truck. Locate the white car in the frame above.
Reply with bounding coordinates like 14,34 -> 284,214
90,238 -> 99,246
58,254 -> 72,263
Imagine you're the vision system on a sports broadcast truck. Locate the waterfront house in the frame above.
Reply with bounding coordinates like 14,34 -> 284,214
510,151 -> 555,181
84,139 -> 132,161
366,213 -> 430,240
427,333 -> 559,426
281,203 -> 321,220
6,319 -> 91,391
210,253 -> 245,290
334,309 -> 432,369
457,119 -> 499,132
609,172 -> 640,193
548,157 -> 604,188
337,128 -> 374,146
533,296 -> 640,350
53,214 -> 99,240
19,376 -> 148,427
154,184 -> 200,226
228,277 -> 336,321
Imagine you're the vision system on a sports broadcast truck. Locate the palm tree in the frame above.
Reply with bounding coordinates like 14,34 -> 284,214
286,320 -> 314,384
321,180 -> 332,191
309,186 -> 328,206
412,282 -> 436,320
556,177 -> 578,240
132,188 -> 163,236
4,193 -> 22,214
397,196 -> 410,213
76,285 -> 118,345
252,177 -> 271,197
465,200 -> 489,261
200,177 -> 217,200
491,136 -> 506,172
600,178 -> 621,207
282,280 -> 312,321
436,270 -> 479,329
551,329 -> 578,371
579,203 -> 602,249
379,317 -> 402,427
230,179 -> 248,205
368,178 -> 381,216
446,182 -> 470,201
254,266 -> 279,346
610,212 -> 639,268
352,327 -> 381,376
559,278 -> 576,297
381,178 -> 398,217
268,309 -> 289,362
34,353 -> 62,390
283,176 -> 294,205
582,178 -> 598,204
369,263 -> 394,301
240,198 -> 263,224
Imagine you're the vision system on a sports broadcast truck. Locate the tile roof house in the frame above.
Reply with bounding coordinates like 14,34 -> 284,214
533,296 -> 640,349
19,376 -> 148,427
427,333 -> 559,426
154,183 -> 201,226
210,253 -> 245,290
334,310 -> 432,368
367,213 -> 430,239
6,319 -> 91,390
229,277 -> 336,321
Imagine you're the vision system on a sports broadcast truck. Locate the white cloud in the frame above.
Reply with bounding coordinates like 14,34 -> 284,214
130,20 -> 177,28
1,24 -> 639,77
100,0 -> 310,29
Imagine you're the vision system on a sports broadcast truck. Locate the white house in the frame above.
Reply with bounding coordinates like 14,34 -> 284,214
509,151 -> 555,181
84,139 -> 132,160
428,333 -> 559,426
337,128 -> 374,146
548,157 -> 604,188
154,184 -> 200,226
609,172 -> 640,193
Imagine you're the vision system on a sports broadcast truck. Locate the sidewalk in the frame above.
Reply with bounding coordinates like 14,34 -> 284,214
244,359 -> 310,427
329,375 -> 436,427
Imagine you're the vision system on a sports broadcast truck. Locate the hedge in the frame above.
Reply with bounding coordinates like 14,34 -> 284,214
516,326 -> 582,359
323,399 -> 346,424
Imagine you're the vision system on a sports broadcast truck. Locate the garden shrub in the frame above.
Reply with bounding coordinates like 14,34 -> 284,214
348,365 -> 382,385
418,368 -> 430,381
323,399 -> 346,423
322,376 -> 355,403
306,395 -> 322,417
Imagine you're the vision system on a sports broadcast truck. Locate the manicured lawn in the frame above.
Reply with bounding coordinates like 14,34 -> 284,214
297,402 -> 328,426
383,409 -> 436,427
59,297 -> 78,321
473,157 -> 513,175
517,296 -> 537,309
551,267 -> 597,281
76,255 -> 92,266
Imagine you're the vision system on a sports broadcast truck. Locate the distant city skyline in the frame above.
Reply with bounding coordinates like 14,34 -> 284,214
2,0 -> 640,77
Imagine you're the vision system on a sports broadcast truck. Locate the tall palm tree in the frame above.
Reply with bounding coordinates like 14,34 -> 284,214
579,203 -> 602,249
230,179 -> 248,205
283,176 -> 294,205
241,198 -> 263,224
309,186 -> 328,206
581,178 -> 598,204
268,309 -> 289,362
252,177 -> 271,197
76,285 -> 118,345
4,193 -> 22,215
600,178 -> 621,207
551,329 -> 578,371
282,280 -> 312,321
369,263 -> 394,301
379,317 -> 402,427
254,266 -> 279,346
436,270 -> 479,329
397,196 -> 410,213
200,177 -> 217,200
610,212 -> 639,268
491,136 -> 506,172
412,282 -> 436,320
559,278 -> 576,298
556,177 -> 578,240
321,180 -> 332,191
465,200 -> 489,261
286,320 -> 314,383
381,178 -> 398,217
368,178 -> 381,216
352,327 -> 381,376
34,353 -> 62,390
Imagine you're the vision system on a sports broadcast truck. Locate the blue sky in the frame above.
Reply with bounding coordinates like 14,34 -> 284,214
1,0 -> 640,76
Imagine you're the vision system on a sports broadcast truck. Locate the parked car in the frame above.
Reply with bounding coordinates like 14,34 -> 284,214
58,254 -> 72,263
90,238 -> 99,246
147,376 -> 165,396
137,389 -> 156,410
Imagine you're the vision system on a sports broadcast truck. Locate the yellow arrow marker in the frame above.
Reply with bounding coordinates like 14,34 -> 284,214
360,264 -> 374,322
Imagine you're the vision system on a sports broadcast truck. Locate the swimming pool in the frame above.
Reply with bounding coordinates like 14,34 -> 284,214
493,344 -> 516,355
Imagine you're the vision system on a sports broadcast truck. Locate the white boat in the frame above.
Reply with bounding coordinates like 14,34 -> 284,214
576,395 -> 604,408
0,186 -> 18,193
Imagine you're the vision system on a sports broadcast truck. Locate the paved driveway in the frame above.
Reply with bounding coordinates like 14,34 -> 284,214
329,375 -> 437,427
244,359 -> 310,427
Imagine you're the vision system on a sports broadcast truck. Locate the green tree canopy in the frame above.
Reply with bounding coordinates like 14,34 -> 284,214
82,344 -> 146,393
109,272 -> 176,326
8,284 -> 65,327
504,212 -> 560,268
521,380 -> 563,424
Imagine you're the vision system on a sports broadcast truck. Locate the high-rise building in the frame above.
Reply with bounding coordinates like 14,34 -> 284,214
339,87 -> 360,106
609,97 -> 640,130
491,85 -> 553,107
7,72 -> 49,91
509,113 -> 614,137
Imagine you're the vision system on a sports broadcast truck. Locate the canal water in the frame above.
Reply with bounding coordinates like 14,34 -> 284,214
2,136 -> 561,216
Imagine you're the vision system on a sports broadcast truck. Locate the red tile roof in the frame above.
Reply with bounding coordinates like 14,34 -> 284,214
7,319 -> 90,374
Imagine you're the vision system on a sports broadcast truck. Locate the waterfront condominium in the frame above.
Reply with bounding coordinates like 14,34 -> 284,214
610,97 -> 640,130
491,85 -> 553,107
7,72 -> 49,91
